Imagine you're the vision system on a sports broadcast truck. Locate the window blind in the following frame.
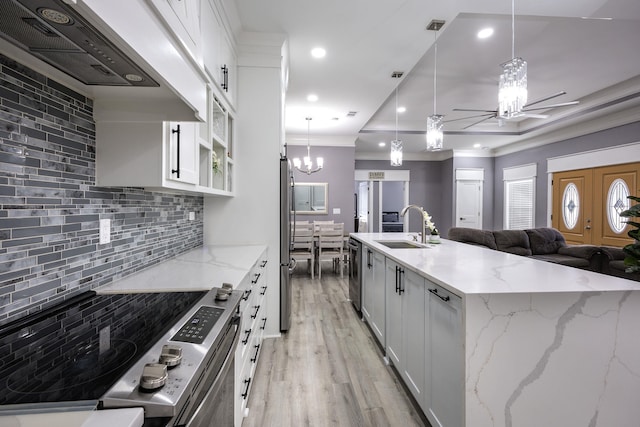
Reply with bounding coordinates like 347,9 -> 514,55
505,178 -> 534,230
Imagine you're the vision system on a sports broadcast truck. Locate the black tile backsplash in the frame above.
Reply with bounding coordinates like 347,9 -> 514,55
0,54 -> 204,326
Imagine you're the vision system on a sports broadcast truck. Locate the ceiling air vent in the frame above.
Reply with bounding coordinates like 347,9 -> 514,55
426,20 -> 445,31
346,111 -> 357,117
391,71 -> 404,79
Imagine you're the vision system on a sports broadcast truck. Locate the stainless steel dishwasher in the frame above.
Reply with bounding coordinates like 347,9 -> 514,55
348,237 -> 362,313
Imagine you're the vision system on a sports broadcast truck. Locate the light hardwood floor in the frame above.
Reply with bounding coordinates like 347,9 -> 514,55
243,264 -> 427,427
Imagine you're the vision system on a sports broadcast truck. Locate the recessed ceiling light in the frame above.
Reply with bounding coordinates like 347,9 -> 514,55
379,142 -> 386,147
397,106 -> 406,113
473,143 -> 482,148
477,28 -> 494,39
307,94 -> 318,102
311,47 -> 326,58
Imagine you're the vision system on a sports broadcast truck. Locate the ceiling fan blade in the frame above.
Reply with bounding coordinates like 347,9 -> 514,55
462,114 -> 496,129
453,108 -> 498,113
524,91 -> 567,108
522,113 -> 549,119
444,113 -> 495,123
523,101 -> 579,112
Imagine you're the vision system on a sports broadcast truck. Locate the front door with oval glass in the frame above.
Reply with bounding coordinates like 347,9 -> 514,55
552,162 -> 639,247
552,168 -> 593,244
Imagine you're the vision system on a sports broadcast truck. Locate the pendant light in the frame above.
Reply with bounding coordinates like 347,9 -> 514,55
293,117 -> 323,174
390,83 -> 403,166
498,0 -> 527,119
426,20 -> 444,151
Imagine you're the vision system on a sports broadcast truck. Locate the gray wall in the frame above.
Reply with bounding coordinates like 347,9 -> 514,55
288,145 -> 356,233
494,122 -> 640,228
355,160 -> 444,235
0,54 -> 204,326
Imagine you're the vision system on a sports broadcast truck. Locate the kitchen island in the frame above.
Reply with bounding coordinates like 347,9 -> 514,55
351,232 -> 640,427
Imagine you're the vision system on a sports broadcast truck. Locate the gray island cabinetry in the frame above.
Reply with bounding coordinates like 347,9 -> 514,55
352,232 -> 640,427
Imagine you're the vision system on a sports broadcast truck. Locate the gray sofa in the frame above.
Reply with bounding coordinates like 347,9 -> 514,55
600,246 -> 640,281
448,227 -> 605,273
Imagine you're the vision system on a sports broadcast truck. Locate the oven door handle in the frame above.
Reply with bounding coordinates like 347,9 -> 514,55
181,315 -> 241,427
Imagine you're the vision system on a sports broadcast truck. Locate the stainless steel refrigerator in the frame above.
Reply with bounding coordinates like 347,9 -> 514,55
280,154 -> 294,331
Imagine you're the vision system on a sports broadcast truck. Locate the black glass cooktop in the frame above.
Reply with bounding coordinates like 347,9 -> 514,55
0,290 -> 207,407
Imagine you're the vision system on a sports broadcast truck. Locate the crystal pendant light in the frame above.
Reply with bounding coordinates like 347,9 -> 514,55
426,23 -> 444,151
390,85 -> 403,166
293,117 -> 323,174
498,0 -> 527,119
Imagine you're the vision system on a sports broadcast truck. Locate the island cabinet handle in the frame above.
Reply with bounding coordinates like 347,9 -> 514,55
398,268 -> 405,295
251,344 -> 261,363
429,288 -> 450,302
241,377 -> 251,399
251,273 -> 261,284
251,305 -> 260,319
367,250 -> 372,268
242,289 -> 252,301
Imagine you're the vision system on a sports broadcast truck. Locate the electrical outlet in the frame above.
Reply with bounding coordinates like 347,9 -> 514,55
99,219 -> 111,244
333,208 -> 341,214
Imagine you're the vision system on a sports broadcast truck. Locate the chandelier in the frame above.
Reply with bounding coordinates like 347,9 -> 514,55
390,84 -> 402,166
498,0 -> 527,119
293,117 -> 323,174
426,20 -> 444,151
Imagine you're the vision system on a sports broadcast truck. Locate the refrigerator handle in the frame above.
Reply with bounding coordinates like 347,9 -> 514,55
289,258 -> 297,272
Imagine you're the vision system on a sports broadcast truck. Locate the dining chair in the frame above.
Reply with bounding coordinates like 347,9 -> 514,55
313,220 -> 334,234
291,223 -> 315,278
317,223 -> 344,279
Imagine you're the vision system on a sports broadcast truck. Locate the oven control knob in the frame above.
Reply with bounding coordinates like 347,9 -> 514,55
159,344 -> 183,367
139,363 -> 168,390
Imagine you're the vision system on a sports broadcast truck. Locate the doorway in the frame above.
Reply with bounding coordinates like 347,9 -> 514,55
455,169 -> 484,229
355,170 -> 410,233
552,162 -> 639,246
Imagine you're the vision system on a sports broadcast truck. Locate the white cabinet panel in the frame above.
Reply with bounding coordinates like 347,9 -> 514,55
386,259 -> 425,403
426,282 -> 463,427
362,246 -> 385,347
167,121 -> 198,184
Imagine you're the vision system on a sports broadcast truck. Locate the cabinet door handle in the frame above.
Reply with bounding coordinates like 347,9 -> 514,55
260,286 -> 267,296
251,344 -> 261,363
260,317 -> 267,330
242,328 -> 252,345
251,305 -> 260,319
242,289 -> 252,301
367,250 -> 372,268
260,260 -> 268,267
241,377 -> 251,399
221,64 -> 229,92
398,268 -> 405,295
171,124 -> 181,178
252,273 -> 261,284
428,287 -> 450,302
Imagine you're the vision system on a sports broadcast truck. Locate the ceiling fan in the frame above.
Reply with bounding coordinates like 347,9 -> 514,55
447,91 -> 579,129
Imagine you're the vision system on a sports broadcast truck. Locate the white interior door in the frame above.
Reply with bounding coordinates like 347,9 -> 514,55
455,180 -> 482,229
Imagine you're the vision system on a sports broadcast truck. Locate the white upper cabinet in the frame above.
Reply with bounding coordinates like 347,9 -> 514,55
201,0 -> 237,106
148,0 -> 203,65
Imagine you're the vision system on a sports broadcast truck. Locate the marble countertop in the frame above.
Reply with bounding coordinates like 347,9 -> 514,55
351,232 -> 640,295
97,244 -> 267,293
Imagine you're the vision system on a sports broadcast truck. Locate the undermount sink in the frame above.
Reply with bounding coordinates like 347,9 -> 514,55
375,240 -> 425,249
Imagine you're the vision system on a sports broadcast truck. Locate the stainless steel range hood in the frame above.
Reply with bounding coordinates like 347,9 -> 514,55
0,0 -> 158,87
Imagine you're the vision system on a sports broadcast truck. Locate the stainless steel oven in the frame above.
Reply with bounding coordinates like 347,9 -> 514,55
0,288 -> 242,427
